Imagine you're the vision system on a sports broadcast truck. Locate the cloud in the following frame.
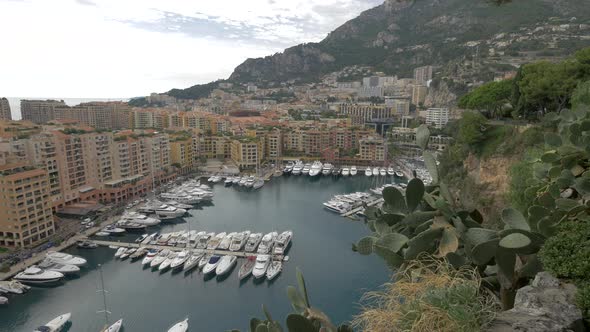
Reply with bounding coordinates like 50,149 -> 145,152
0,0 -> 381,98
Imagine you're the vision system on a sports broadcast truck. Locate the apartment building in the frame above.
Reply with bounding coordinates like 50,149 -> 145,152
194,135 -> 231,160
0,97 -> 12,120
414,65 -> 433,84
0,163 -> 54,248
231,137 -> 263,169
338,103 -> 395,125
170,138 -> 194,174
21,100 -> 67,124
411,85 -> 428,106
359,136 -> 387,162
425,108 -> 450,129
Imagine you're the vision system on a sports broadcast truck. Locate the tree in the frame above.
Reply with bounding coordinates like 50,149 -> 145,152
458,111 -> 488,146
458,79 -> 513,118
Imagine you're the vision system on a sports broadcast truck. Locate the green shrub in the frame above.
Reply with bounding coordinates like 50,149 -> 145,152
576,282 -> 590,319
539,220 -> 590,280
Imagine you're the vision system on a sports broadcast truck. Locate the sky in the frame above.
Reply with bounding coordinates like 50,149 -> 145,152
0,0 -> 382,98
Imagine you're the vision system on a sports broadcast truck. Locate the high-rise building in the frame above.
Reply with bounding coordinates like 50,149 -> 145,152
0,163 -> 54,248
0,98 -> 11,120
359,136 -> 387,161
425,108 -> 450,129
338,103 -> 395,125
231,137 -> 262,169
170,138 -> 194,174
411,85 -> 428,106
414,66 -> 433,84
21,100 -> 66,124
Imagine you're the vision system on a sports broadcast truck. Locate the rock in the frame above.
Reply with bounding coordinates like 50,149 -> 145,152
486,272 -> 585,332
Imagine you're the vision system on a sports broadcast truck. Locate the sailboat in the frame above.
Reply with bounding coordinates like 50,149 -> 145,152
97,264 -> 123,332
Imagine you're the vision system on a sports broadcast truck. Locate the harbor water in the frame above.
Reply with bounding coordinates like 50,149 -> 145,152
0,175 -> 394,331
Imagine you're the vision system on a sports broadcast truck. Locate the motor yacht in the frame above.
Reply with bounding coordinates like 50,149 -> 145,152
372,167 -> 379,176
165,201 -> 193,209
257,232 -> 277,254
341,167 -> 350,176
291,161 -> 304,175
380,168 -> 387,176
159,252 -> 177,271
104,319 -> 123,332
155,205 -> 186,219
309,161 -> 323,176
266,260 -> 282,280
232,177 -> 241,185
183,252 -> 203,272
253,179 -> 265,190
218,232 -> 237,250
76,241 -> 97,249
245,177 -> 255,188
135,234 -> 149,243
102,225 -> 125,235
198,254 -> 212,270
46,251 -> 86,266
167,318 -> 188,332
283,162 -> 294,174
34,313 -> 71,332
95,231 -> 110,237
323,200 -> 352,214
224,177 -> 234,186
244,233 -> 263,252
395,170 -> 404,178
0,297 -> 7,305
350,166 -> 358,176
207,232 -> 227,250
365,167 -> 372,176
202,255 -> 221,274
170,250 -> 190,270
229,231 -> 251,251
387,167 -> 395,176
252,254 -> 271,279
38,260 -> 80,275
150,249 -> 170,268
196,232 -> 215,249
114,247 -> 127,258
273,231 -> 293,255
0,280 -> 30,294
321,163 -> 333,176
130,248 -> 148,261
238,177 -> 248,186
301,163 -> 311,175
138,200 -> 163,213
117,221 -> 147,232
141,249 -> 160,266
121,248 -> 137,260
238,256 -> 256,280
332,167 -> 340,176
215,255 -> 237,276
121,212 -> 161,226
14,267 -> 64,285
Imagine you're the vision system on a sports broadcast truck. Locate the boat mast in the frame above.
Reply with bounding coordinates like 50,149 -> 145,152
97,264 -> 111,326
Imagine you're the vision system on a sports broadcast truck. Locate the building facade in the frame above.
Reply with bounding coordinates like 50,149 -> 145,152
425,108 -> 450,129
0,97 -> 11,120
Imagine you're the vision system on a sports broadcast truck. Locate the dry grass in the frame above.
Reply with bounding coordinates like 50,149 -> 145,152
353,256 -> 498,332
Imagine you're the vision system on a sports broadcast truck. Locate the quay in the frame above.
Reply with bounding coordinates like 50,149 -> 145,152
88,239 -> 287,261
341,197 -> 384,218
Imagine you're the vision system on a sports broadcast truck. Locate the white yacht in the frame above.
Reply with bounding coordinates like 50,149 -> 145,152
141,249 -> 160,266
150,249 -> 170,268
104,319 -> 123,332
130,248 -> 147,261
38,260 -> 80,275
155,205 -> 186,219
387,167 -> 395,176
372,167 -> 379,176
121,212 -> 161,226
257,232 -> 277,254
291,161 -> 304,175
309,161 -> 323,176
183,252 -> 203,272
34,313 -> 71,332
224,177 -> 234,186
380,168 -> 387,176
238,177 -> 248,186
273,231 -> 293,255
218,232 -> 236,250
46,251 -> 86,266
301,163 -> 311,175
0,280 -> 30,294
203,255 -> 222,274
321,163 -> 333,176
229,231 -> 251,251
170,250 -> 190,270
365,167 -> 372,176
102,225 -> 125,235
395,170 -> 404,178
167,318 -> 188,332
253,179 -> 264,190
238,256 -> 256,280
138,200 -> 164,213
158,252 -> 177,271
207,232 -> 227,250
114,247 -> 127,258
232,177 -> 241,184
252,254 -> 271,279
215,255 -> 237,276
341,167 -> 350,176
196,232 -> 215,249
14,267 -> 64,284
244,233 -> 263,252
198,254 -> 212,270
266,260 -> 282,280
323,200 -> 352,214
350,166 -> 358,176
0,296 -> 7,305
283,162 -> 294,174
120,248 -> 136,260
245,176 -> 255,188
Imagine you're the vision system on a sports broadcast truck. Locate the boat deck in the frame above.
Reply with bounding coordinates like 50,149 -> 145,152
87,239 -> 287,261
341,197 -> 384,217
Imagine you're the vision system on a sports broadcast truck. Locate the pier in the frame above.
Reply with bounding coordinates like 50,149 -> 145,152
341,197 -> 384,218
88,239 -> 287,261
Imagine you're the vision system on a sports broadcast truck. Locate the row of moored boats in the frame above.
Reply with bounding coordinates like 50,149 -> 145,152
284,161 -> 404,177
31,313 -> 188,332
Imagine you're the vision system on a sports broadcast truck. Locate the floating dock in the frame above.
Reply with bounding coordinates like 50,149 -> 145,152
341,197 -> 384,218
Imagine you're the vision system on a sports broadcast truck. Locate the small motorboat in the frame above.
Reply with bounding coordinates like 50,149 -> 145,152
120,248 -> 136,260
135,234 -> 149,243
229,231 -> 251,252
238,256 -> 256,280
257,232 -> 277,254
183,253 -> 203,272
38,260 -> 80,275
273,230 -> 293,255
266,260 -> 282,280
103,318 -> 123,332
365,167 -> 372,176
395,170 -> 404,178
224,177 -> 234,186
244,233 -> 263,252
372,167 -> 379,176
34,313 -> 71,332
350,166 -> 358,176
95,231 -> 110,237
130,248 -> 148,261
331,167 -> 340,176
207,232 -> 226,250
202,255 -> 221,274
141,249 -> 160,266
46,251 -> 86,266
0,296 -> 7,305
387,167 -> 395,176
158,252 -> 178,271
218,232 -> 236,251
341,167 -> 350,176
198,254 -> 212,270
380,168 -> 387,176
167,318 -> 188,332
102,225 -> 125,235
150,249 -> 170,268
77,241 -> 97,249
252,254 -> 271,279
215,256 -> 237,276
114,247 -> 127,258
0,281 -> 30,294
170,250 -> 190,270
253,179 -> 264,190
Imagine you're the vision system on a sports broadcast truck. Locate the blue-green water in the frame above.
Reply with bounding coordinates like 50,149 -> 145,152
1,176 -> 392,331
